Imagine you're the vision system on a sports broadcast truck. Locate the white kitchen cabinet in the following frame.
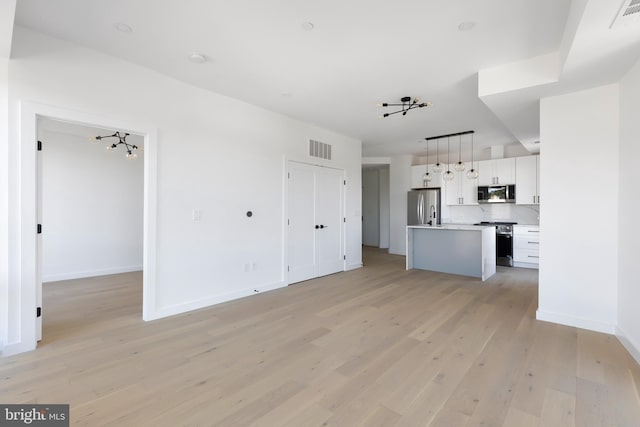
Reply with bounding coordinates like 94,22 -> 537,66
478,158 -> 516,186
513,225 -> 540,268
411,164 -> 442,189
445,163 -> 478,205
515,155 -> 540,205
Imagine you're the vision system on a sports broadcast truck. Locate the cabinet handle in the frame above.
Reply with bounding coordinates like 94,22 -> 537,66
528,241 -> 539,244
533,195 -> 536,204
527,255 -> 539,259
528,230 -> 539,233
461,197 -> 464,204
537,195 -> 540,204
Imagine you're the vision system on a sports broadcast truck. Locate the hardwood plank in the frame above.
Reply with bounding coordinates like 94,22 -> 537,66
1,248 -> 639,426
540,388 -> 576,427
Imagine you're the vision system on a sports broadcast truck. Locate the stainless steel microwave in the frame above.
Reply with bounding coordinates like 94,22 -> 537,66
477,185 -> 516,203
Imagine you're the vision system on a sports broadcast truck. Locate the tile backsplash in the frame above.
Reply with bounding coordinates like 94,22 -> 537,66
443,204 -> 540,225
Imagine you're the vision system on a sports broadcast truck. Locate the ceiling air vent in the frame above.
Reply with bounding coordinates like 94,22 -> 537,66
309,139 -> 332,160
611,0 -> 640,28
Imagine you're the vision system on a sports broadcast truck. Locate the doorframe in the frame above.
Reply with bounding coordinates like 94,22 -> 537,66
13,100 -> 158,354
284,159 -> 346,285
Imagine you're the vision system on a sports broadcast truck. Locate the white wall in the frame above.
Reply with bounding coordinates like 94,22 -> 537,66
379,166 -> 390,249
41,130 -> 143,282
538,84 -> 619,333
617,59 -> 640,362
2,27 -> 362,353
389,155 -> 412,255
0,57 -> 8,349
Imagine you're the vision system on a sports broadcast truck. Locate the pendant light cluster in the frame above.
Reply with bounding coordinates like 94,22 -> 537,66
423,130 -> 477,181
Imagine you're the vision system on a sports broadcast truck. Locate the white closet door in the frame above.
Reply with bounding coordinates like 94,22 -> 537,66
316,166 -> 344,277
287,161 -> 345,284
287,162 -> 317,283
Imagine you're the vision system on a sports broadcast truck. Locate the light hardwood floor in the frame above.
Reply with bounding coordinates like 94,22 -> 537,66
2,248 -> 639,426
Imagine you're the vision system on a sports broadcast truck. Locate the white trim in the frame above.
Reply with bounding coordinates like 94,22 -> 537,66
15,100 -> 158,355
536,309 -> 616,334
43,265 -> 143,283
148,281 -> 286,321
616,325 -> 640,366
345,263 -> 363,271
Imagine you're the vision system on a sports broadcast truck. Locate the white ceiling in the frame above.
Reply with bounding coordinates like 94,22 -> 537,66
10,0 -> 597,157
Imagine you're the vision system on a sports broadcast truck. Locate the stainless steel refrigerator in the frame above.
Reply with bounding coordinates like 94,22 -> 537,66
408,188 -> 441,226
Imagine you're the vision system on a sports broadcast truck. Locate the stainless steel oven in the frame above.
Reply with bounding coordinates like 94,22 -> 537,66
475,222 -> 516,266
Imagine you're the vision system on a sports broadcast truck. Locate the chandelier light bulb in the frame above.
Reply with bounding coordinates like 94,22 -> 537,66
454,161 -> 465,171
423,172 -> 432,182
466,168 -> 479,179
443,170 -> 455,181
433,162 -> 443,173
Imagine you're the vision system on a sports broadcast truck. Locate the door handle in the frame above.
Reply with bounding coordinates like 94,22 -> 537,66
315,225 -> 319,229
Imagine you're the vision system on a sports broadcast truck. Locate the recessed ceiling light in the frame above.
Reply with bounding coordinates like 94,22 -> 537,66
188,53 -> 207,64
301,22 -> 315,31
458,21 -> 476,31
113,23 -> 133,33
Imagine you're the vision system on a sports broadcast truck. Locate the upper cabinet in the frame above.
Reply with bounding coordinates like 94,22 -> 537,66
515,155 -> 540,205
478,158 -> 516,186
411,164 -> 443,189
445,163 -> 478,205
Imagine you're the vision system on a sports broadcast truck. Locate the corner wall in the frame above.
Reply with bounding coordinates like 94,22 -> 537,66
538,84 -> 619,333
617,59 -> 640,363
389,155 -> 411,255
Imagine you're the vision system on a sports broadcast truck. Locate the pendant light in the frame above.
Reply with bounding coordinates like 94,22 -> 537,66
466,133 -> 479,179
454,134 -> 465,171
443,137 -> 455,181
422,140 -> 432,185
433,138 -> 443,172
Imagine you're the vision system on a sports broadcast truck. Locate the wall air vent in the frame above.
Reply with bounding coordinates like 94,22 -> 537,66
611,0 -> 640,28
309,139 -> 332,160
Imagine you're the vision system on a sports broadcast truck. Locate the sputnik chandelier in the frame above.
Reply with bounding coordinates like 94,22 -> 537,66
92,131 -> 140,160
377,96 -> 432,118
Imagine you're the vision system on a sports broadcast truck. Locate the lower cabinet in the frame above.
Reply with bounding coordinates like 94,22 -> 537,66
513,225 -> 539,268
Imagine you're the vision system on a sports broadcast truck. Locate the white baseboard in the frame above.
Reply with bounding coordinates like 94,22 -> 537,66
43,265 -> 143,283
616,325 -> 640,366
345,263 -> 363,271
146,280 -> 286,321
1,340 -> 37,357
536,309 -> 616,334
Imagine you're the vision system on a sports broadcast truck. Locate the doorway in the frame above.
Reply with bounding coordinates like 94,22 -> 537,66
13,101 -> 158,354
362,165 -> 390,249
37,118 -> 145,341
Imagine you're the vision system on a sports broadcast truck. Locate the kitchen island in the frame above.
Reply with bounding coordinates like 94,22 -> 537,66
406,225 -> 496,281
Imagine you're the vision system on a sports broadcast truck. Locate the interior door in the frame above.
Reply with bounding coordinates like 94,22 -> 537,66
287,162 -> 317,284
316,167 -> 344,277
287,161 -> 345,284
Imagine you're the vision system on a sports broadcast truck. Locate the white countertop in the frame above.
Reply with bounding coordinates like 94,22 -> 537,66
407,224 -> 494,231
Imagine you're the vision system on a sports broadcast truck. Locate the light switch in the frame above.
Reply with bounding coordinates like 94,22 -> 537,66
193,209 -> 202,221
